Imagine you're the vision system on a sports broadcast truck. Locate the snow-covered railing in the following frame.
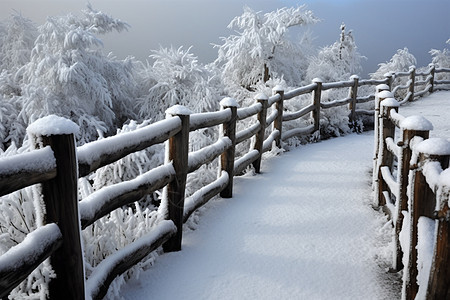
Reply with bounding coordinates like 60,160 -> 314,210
388,64 -> 450,105
373,87 -> 450,299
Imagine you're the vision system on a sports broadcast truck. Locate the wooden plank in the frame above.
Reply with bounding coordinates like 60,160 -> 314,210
252,95 -> 268,173
77,117 -> 181,177
0,224 -> 62,298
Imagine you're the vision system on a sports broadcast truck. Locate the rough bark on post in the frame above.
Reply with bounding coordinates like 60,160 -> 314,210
348,75 -> 359,128
393,126 -> 430,271
163,105 -> 191,252
377,98 -> 399,207
272,85 -> 284,148
27,116 -> 84,300
404,138 -> 450,300
312,78 -> 322,133
409,66 -> 416,102
427,202 -> 450,299
385,72 -> 394,91
373,87 -> 392,191
253,93 -> 268,173
429,63 -> 435,93
220,98 -> 237,198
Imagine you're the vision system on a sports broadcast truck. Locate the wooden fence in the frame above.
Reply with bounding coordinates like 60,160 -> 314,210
374,66 -> 450,299
0,64 -> 449,299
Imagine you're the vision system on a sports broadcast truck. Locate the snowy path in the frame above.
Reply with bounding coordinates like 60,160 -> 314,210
120,132 -> 399,300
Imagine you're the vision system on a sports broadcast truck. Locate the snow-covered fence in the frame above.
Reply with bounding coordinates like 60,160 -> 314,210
390,64 -> 450,104
373,87 -> 450,299
0,63 -> 449,299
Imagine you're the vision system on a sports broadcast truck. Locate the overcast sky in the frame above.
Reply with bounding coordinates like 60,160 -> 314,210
1,0 -> 449,76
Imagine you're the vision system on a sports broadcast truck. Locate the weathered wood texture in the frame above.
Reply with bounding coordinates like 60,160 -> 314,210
37,133 -> 85,300
163,114 -> 190,252
220,105 -> 237,198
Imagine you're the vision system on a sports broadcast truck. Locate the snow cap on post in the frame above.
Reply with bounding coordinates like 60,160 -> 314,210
380,98 -> 399,108
376,84 -> 390,93
220,97 -> 238,108
27,115 -> 79,137
400,115 -> 433,131
255,93 -> 268,101
377,90 -> 394,99
165,104 -> 192,117
350,75 -> 359,80
415,138 -> 450,156
272,85 -> 284,93
312,77 -> 323,83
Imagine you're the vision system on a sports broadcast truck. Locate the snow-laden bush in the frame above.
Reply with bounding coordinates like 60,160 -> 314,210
136,46 -> 221,121
0,6 -> 139,147
371,48 -> 417,80
430,39 -> 450,69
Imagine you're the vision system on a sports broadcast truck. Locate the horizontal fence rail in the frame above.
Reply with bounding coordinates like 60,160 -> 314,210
373,71 -> 450,299
0,64 -> 449,299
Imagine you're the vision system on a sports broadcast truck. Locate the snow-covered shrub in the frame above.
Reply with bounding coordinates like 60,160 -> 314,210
1,5 -> 139,146
215,5 -> 318,94
371,48 -> 417,80
430,39 -> 450,69
136,46 -> 221,121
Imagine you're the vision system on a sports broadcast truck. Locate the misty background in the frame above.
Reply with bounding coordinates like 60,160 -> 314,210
1,0 -> 449,76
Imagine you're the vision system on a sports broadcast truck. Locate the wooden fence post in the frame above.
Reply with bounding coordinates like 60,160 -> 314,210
373,86 -> 391,176
272,85 -> 284,148
163,105 -> 191,252
392,120 -> 431,271
409,66 -> 416,102
385,72 -> 394,91
220,98 -> 237,198
253,93 -> 268,173
427,200 -> 450,299
377,98 -> 399,207
404,139 -> 450,300
27,116 -> 84,300
312,78 -> 322,134
348,75 -> 359,128
428,63 -> 435,93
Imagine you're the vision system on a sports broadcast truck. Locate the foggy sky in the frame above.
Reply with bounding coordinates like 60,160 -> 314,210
1,0 -> 449,76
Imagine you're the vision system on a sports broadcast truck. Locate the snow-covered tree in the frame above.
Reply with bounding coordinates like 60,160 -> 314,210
5,5 -> 138,146
306,23 -> 364,82
136,46 -> 221,121
215,6 -> 319,92
430,39 -> 450,69
370,47 -> 417,79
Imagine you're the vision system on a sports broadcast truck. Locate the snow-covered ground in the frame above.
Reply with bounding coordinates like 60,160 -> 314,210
118,91 -> 449,300
119,133 -> 399,299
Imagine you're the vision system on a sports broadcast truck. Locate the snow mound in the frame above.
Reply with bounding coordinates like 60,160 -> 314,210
380,98 -> 399,107
165,105 -> 192,116
415,138 -> 450,156
27,115 -> 79,136
220,97 -> 238,108
400,115 -> 433,131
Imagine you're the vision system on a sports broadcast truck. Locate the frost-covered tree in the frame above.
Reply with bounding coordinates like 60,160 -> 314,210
306,23 -> 364,83
136,46 -> 221,121
7,5 -> 138,146
430,39 -> 450,69
370,47 -> 417,79
215,6 -> 319,92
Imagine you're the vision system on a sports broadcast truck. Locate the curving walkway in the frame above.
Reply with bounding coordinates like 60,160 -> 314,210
120,132 -> 400,299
